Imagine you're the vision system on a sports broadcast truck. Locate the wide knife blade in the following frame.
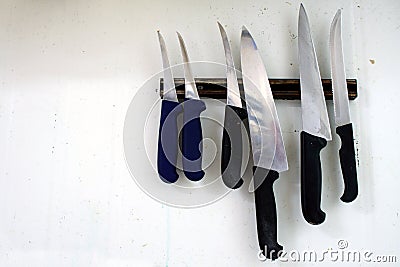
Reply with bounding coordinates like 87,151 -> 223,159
176,32 -> 206,181
330,9 -> 358,203
299,4 -> 332,141
241,27 -> 288,173
298,3 -> 330,225
156,31 -> 182,183
241,26 -> 287,260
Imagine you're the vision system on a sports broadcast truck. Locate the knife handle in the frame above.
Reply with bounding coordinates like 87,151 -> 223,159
253,167 -> 282,260
157,100 -> 183,183
336,123 -> 358,203
182,98 -> 206,181
221,105 -> 248,189
301,131 -> 327,225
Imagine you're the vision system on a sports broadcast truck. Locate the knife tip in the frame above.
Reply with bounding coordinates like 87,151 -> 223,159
157,30 -> 163,41
331,9 -> 342,30
176,31 -> 183,41
335,8 -> 342,18
217,21 -> 224,31
241,25 -> 249,35
299,3 -> 307,16
298,3 -> 309,25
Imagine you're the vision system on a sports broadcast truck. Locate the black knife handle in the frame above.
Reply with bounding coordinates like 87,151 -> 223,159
253,167 -> 282,260
157,100 -> 183,183
182,98 -> 206,181
301,131 -> 327,225
221,105 -> 248,189
336,123 -> 358,203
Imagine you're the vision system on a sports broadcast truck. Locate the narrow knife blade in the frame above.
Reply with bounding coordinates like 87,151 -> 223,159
177,32 -> 200,99
218,22 -> 246,189
157,31 -> 178,102
217,22 -> 242,108
330,9 -> 351,126
241,26 -> 288,173
298,4 -> 332,141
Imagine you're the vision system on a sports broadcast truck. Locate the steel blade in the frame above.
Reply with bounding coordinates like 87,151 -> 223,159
157,31 -> 178,102
177,32 -> 199,99
298,4 -> 332,140
241,26 -> 288,172
217,22 -> 242,108
330,9 -> 351,126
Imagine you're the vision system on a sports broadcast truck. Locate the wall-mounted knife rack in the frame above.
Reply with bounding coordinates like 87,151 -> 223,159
159,78 -> 357,101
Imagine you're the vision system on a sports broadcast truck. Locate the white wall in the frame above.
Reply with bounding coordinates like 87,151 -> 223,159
0,0 -> 399,266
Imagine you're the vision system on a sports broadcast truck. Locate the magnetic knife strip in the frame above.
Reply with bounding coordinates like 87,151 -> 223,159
159,78 -> 357,100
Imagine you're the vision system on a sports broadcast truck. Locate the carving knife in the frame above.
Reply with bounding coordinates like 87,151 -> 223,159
177,32 -> 206,181
157,31 -> 182,183
298,4 -> 332,225
329,9 -> 358,203
241,26 -> 288,259
217,22 -> 247,189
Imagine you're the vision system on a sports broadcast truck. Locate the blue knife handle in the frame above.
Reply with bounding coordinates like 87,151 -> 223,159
182,98 -> 206,181
253,167 -> 283,260
301,131 -> 327,225
221,105 -> 247,189
157,99 -> 182,183
336,123 -> 358,203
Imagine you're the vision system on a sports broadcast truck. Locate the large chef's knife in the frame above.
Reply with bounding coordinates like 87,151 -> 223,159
298,4 -> 332,225
177,32 -> 206,181
157,31 -> 182,183
241,26 -> 288,260
330,10 -> 358,203
218,22 -> 247,189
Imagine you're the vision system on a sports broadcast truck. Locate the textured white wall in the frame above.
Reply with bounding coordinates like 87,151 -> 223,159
0,0 -> 399,266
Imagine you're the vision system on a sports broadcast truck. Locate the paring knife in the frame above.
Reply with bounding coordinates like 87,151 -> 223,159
177,32 -> 206,181
218,22 -> 247,189
241,26 -> 288,260
298,4 -> 332,225
157,31 -> 182,183
330,10 -> 358,203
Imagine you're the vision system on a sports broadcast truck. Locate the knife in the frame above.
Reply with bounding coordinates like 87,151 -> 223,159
217,22 -> 247,189
298,4 -> 332,225
241,26 -> 288,260
329,9 -> 358,203
177,32 -> 206,181
157,31 -> 182,183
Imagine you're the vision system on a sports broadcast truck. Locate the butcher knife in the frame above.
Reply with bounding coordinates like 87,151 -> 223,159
241,26 -> 288,260
298,4 -> 332,225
